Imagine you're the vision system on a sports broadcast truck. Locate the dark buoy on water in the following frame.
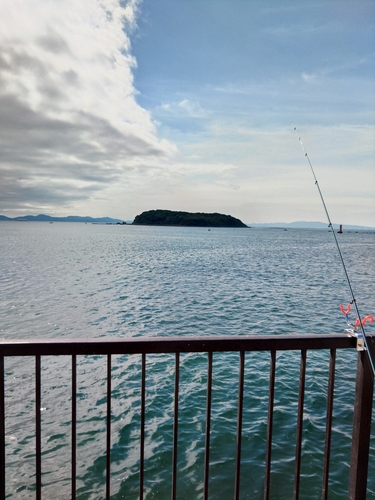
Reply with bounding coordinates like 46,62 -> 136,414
338,224 -> 343,234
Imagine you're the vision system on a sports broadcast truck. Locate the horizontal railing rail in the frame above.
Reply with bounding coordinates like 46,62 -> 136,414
0,333 -> 374,500
0,333 -> 358,356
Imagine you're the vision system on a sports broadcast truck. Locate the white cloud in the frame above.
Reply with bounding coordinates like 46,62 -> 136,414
157,99 -> 207,118
178,99 -> 207,117
0,0 -> 177,215
302,72 -> 317,83
262,21 -> 339,38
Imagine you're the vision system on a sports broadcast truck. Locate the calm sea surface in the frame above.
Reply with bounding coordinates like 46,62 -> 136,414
1,222 -> 374,499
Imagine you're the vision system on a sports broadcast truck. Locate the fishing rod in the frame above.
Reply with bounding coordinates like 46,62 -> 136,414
292,124 -> 375,377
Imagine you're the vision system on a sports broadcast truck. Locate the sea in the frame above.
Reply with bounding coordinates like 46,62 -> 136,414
1,221 -> 374,499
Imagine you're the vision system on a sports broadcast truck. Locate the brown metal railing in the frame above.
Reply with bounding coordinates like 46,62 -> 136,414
0,334 -> 374,500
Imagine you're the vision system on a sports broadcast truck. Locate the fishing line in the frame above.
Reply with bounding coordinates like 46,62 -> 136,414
292,123 -> 375,377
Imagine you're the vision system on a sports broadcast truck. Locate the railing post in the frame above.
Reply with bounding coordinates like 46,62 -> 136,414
264,350 -> 276,500
140,353 -> 146,500
234,350 -> 245,500
106,354 -> 111,499
171,352 -> 180,500
72,355 -> 77,500
36,355 -> 42,500
0,356 -> 5,500
203,351 -> 213,500
321,349 -> 336,500
294,349 -> 307,500
348,342 -> 374,500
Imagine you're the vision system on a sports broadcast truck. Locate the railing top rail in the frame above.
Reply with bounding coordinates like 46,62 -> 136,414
0,333 -> 359,356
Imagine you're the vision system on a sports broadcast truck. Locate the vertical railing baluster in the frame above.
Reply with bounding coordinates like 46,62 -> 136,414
321,348 -> 336,500
72,355 -> 77,500
0,356 -> 5,500
203,351 -> 213,500
36,355 -> 41,500
264,350 -> 276,500
293,349 -> 307,500
106,355 -> 111,499
234,350 -> 245,500
171,352 -> 180,500
140,353 -> 146,500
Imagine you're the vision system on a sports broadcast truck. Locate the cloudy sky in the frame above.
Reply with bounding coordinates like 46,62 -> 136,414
1,0 -> 374,225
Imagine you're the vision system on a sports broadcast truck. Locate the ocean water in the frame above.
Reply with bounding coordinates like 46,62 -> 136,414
0,222 -> 374,499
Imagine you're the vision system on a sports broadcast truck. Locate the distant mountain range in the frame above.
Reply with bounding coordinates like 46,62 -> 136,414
1,214 -> 374,230
0,214 -> 124,223
248,221 -> 375,230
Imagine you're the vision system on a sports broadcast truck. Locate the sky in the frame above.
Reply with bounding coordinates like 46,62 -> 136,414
0,0 -> 374,225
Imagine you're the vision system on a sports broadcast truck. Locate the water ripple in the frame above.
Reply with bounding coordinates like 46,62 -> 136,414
1,223 -> 374,498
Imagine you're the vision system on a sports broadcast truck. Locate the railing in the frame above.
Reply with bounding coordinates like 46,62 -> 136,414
0,334 -> 374,500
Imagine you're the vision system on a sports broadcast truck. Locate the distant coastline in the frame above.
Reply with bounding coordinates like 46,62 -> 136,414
248,221 -> 375,231
0,214 -> 125,224
1,214 -> 374,231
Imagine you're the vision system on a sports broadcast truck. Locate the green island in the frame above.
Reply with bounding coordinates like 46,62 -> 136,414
132,210 -> 248,228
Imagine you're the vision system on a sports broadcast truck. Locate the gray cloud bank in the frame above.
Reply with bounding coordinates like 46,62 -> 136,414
0,0 -> 175,216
